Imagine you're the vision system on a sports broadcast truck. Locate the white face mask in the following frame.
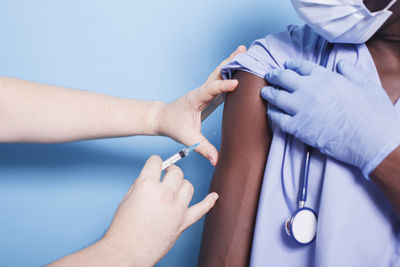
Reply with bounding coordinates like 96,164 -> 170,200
291,0 -> 397,44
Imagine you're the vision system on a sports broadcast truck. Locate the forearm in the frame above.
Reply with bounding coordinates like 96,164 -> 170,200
199,149 -> 267,266
48,239 -> 138,267
199,71 -> 270,266
48,241 -> 117,267
0,76 -> 162,143
371,146 -> 400,217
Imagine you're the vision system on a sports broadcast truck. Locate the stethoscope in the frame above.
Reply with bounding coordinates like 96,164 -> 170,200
284,145 -> 318,245
281,41 -> 333,246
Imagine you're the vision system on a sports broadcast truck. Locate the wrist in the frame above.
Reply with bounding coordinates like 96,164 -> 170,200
147,101 -> 166,136
99,233 -> 157,267
361,132 -> 400,180
92,237 -> 136,267
49,238 -> 132,267
371,145 -> 400,181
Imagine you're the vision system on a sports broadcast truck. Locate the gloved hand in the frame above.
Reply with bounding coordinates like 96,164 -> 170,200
261,59 -> 400,179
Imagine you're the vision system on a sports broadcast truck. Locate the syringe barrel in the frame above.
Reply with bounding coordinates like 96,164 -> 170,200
162,152 -> 182,170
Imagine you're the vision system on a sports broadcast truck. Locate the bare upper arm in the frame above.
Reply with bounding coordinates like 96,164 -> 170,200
221,71 -> 271,163
199,71 -> 272,266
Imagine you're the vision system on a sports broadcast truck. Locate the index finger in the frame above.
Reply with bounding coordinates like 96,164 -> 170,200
285,59 -> 325,76
265,69 -> 304,93
138,155 -> 163,182
181,192 -> 219,231
195,79 -> 238,108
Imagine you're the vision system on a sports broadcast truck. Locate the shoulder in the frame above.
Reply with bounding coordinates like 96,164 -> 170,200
221,25 -> 325,80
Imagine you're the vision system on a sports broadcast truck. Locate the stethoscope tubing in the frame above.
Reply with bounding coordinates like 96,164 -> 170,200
299,146 -> 312,207
283,41 -> 333,245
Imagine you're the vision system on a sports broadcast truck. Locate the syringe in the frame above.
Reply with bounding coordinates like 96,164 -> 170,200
162,142 -> 200,170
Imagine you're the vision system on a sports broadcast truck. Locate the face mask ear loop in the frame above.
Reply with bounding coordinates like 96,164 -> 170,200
385,0 -> 397,11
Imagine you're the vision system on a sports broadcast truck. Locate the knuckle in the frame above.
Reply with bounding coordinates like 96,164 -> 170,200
274,91 -> 284,103
138,177 -> 155,188
170,165 -> 184,177
294,59 -> 304,67
183,179 -> 194,194
279,70 -> 291,81
210,80 -> 222,91
271,70 -> 285,83
161,187 -> 176,202
201,201 -> 213,213
166,165 -> 184,179
306,91 -> 318,104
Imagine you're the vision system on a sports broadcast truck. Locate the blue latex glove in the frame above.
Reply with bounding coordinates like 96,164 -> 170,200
261,59 -> 400,179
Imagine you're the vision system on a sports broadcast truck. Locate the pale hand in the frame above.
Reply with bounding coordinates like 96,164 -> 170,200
100,155 -> 218,267
154,45 -> 247,165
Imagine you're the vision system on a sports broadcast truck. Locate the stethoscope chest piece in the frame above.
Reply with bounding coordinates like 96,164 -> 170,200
283,145 -> 317,245
285,207 -> 317,245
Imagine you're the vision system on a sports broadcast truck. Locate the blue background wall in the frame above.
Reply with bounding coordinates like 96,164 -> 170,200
0,1 -> 300,266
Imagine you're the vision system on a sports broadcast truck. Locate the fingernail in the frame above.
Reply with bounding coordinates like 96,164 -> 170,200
238,45 -> 246,52
229,79 -> 239,86
261,87 -> 267,97
261,86 -> 274,99
265,69 -> 279,80
211,192 -> 219,200
265,71 -> 273,80
284,59 -> 296,69
150,155 -> 162,162
261,89 -> 267,99
336,59 -> 351,73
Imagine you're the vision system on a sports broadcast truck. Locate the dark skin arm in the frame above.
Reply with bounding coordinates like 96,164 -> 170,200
367,39 -> 400,217
372,147 -> 400,216
198,4 -> 399,265
198,2 -> 400,264
366,0 -> 400,218
197,67 -> 400,266
198,71 -> 270,266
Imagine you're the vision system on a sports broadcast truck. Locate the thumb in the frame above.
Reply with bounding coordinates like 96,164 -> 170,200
208,45 -> 247,81
193,79 -> 238,110
182,192 -> 219,231
180,131 -> 218,165
194,135 -> 219,166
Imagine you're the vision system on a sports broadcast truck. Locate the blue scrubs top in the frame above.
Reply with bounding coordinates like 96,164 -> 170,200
221,25 -> 400,266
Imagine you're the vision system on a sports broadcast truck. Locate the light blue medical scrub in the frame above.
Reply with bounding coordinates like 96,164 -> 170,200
221,25 -> 400,266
